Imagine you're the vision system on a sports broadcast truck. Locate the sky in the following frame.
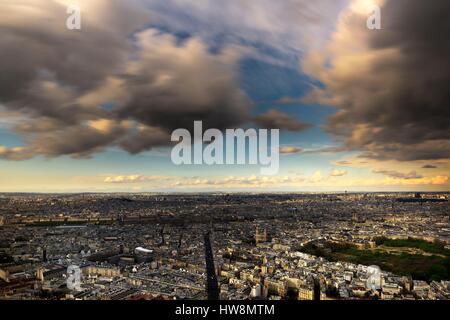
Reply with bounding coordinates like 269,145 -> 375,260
0,0 -> 449,192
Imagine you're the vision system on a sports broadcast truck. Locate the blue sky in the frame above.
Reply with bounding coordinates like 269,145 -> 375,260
0,25 -> 344,189
0,0 -> 448,192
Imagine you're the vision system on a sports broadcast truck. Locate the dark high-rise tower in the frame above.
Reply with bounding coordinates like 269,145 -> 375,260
204,232 -> 219,300
313,277 -> 321,301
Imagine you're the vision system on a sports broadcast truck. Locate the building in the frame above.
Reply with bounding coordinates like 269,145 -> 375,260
255,226 -> 267,244
82,266 -> 120,278
298,286 -> 314,300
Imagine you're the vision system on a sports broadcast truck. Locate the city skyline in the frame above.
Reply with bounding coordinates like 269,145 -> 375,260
1,192 -> 449,301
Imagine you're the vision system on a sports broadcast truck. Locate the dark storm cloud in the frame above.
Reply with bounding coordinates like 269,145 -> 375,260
118,126 -> 171,155
115,30 -> 251,134
0,1 -> 146,121
254,109 -> 311,132
0,1 -> 251,159
305,0 -> 450,162
32,124 -> 129,158
0,0 -> 351,161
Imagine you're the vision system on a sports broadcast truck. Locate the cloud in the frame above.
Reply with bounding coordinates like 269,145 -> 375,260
0,0 -> 251,159
280,146 -> 303,154
103,174 -> 308,188
373,169 -> 423,180
335,160 -> 352,166
104,175 -> 172,183
382,175 -> 448,186
276,96 -> 301,105
330,169 -> 348,177
254,109 -> 311,132
31,120 -> 131,158
302,145 -> 348,155
303,0 -> 450,162
422,164 -> 437,169
0,146 -> 33,161
309,171 -> 323,183
116,29 -> 251,134
94,169 -> 450,190
148,0 -> 347,60
0,0 -> 147,118
118,125 -> 171,155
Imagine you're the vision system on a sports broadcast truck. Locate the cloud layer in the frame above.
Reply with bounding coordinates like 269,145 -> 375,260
0,0 -> 251,159
1,0 -> 342,160
304,0 -> 450,162
254,109 -> 311,132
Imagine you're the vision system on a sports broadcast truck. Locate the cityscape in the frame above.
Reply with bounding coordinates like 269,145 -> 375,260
1,192 -> 449,300
0,0 -> 449,310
